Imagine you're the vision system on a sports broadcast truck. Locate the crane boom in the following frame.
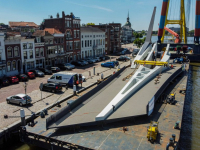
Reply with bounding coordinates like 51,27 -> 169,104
164,26 -> 181,43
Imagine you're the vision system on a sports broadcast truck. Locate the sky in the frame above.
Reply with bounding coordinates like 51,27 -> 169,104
0,0 -> 196,31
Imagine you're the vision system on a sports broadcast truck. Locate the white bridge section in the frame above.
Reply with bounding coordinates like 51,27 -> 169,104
95,44 -> 171,121
131,43 -> 152,69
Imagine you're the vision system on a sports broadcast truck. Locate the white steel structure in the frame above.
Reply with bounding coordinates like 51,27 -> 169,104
81,27 -> 105,59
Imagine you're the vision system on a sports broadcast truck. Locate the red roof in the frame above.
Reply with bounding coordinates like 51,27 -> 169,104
9,22 -> 38,28
44,28 -> 62,34
32,30 -> 52,36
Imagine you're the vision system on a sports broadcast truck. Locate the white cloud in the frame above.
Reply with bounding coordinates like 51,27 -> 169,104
66,1 -> 113,12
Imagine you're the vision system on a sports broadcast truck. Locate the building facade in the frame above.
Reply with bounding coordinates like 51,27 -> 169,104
81,27 -> 105,59
20,37 -> 35,73
42,12 -> 81,62
121,12 -> 135,43
4,36 -> 22,76
9,21 -> 39,32
0,33 -> 6,77
89,23 -> 121,54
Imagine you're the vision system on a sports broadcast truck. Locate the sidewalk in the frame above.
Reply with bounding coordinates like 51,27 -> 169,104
0,60 -> 131,129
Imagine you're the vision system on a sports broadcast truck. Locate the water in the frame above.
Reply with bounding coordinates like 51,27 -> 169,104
179,63 -> 200,150
151,35 -> 194,44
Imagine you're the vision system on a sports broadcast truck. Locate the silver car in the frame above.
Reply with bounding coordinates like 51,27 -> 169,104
6,94 -> 32,106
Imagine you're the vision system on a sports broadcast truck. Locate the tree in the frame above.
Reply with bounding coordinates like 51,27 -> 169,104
133,37 -> 146,48
0,23 -> 5,25
86,23 -> 95,26
133,32 -> 143,38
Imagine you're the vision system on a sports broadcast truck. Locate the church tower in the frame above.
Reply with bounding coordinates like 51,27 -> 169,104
125,11 -> 131,27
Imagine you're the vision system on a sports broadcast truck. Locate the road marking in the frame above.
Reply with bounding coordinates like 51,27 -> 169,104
97,131 -> 112,150
137,137 -> 144,150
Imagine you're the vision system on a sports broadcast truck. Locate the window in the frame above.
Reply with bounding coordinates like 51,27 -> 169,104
45,40 -> 49,44
36,37 -> 40,43
49,39 -> 53,44
82,35 -> 83,38
24,51 -> 27,59
12,61 -> 16,71
23,43 -> 27,49
77,31 -> 79,38
0,52 -> 1,61
0,41 -> 1,46
40,48 -> 44,56
85,41 -> 86,47
69,42 -> 73,50
14,47 -> 19,57
7,47 -> 12,57
50,75 -> 55,79
56,76 -> 62,80
90,40 -> 92,46
82,41 -> 83,48
36,48 -> 39,57
58,38 -> 60,44
29,50 -> 33,59
7,62 -> 11,71
61,38 -> 63,43
54,39 -> 57,44
74,30 -> 76,38
93,35 -> 95,38
28,43 -> 33,49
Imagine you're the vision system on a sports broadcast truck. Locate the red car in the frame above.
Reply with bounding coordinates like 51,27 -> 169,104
27,72 -> 35,79
8,76 -> 19,84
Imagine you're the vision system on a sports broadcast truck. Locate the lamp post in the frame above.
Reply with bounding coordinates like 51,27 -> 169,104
24,82 -> 28,106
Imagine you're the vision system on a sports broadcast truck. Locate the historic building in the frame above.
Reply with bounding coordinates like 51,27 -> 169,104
89,23 -> 121,54
121,12 -> 135,43
81,26 -> 105,59
9,21 -> 39,32
41,12 -> 81,62
0,33 -> 6,77
4,35 -> 22,76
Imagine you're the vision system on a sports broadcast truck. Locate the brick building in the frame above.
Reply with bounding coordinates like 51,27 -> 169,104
89,23 -> 121,54
4,36 -> 22,76
42,11 -> 81,62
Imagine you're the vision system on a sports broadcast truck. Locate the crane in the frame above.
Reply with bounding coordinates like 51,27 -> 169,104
164,26 -> 181,44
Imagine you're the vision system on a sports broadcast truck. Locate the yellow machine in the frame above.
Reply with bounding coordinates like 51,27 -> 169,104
134,60 -> 168,67
147,121 -> 159,143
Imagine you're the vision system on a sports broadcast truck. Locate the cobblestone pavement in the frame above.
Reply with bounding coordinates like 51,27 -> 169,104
0,59 -> 131,129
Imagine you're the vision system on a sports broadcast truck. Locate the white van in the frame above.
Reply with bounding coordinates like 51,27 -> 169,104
47,72 -> 82,86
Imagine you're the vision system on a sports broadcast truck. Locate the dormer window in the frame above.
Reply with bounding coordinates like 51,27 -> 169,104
37,37 -> 41,43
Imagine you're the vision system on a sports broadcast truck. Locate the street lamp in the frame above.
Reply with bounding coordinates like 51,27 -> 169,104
23,82 -> 28,106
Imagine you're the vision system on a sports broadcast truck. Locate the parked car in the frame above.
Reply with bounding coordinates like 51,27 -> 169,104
132,49 -> 140,56
17,74 -> 28,82
79,60 -> 88,65
65,63 -> 75,69
27,72 -> 35,79
101,62 -> 115,68
6,94 -> 32,106
29,69 -> 44,77
112,61 -> 119,66
105,56 -> 110,60
85,58 -> 94,64
116,56 -> 128,61
55,63 -> 72,70
88,58 -> 96,63
48,73 -> 82,87
99,56 -> 105,61
37,68 -> 52,75
124,56 -> 131,60
0,77 -> 10,86
46,66 -> 61,73
7,76 -> 19,84
95,57 -> 101,62
40,83 -> 62,93
71,61 -> 84,66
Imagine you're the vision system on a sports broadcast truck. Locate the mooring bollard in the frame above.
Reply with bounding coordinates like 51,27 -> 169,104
101,73 -> 104,79
118,64 -> 120,69
73,85 -> 76,95
20,109 -> 26,126
93,67 -> 95,75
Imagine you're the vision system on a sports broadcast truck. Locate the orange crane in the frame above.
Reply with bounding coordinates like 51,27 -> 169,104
164,26 -> 181,43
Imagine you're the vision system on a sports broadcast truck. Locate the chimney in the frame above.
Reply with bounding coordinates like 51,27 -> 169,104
57,13 -> 59,18
62,11 -> 65,18
50,15 -> 53,19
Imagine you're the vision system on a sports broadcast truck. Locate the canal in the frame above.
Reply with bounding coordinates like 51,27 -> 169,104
179,63 -> 200,150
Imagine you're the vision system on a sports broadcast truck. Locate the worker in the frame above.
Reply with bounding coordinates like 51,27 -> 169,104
152,51 -> 156,61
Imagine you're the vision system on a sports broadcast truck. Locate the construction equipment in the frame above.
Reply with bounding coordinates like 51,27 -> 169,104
167,93 -> 176,104
134,60 -> 168,67
147,121 -> 159,143
173,56 -> 189,64
164,26 -> 181,43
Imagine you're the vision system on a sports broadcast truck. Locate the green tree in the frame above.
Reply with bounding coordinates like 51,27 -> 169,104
133,37 -> 146,48
0,23 -> 5,25
133,32 -> 143,38
86,23 -> 95,26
